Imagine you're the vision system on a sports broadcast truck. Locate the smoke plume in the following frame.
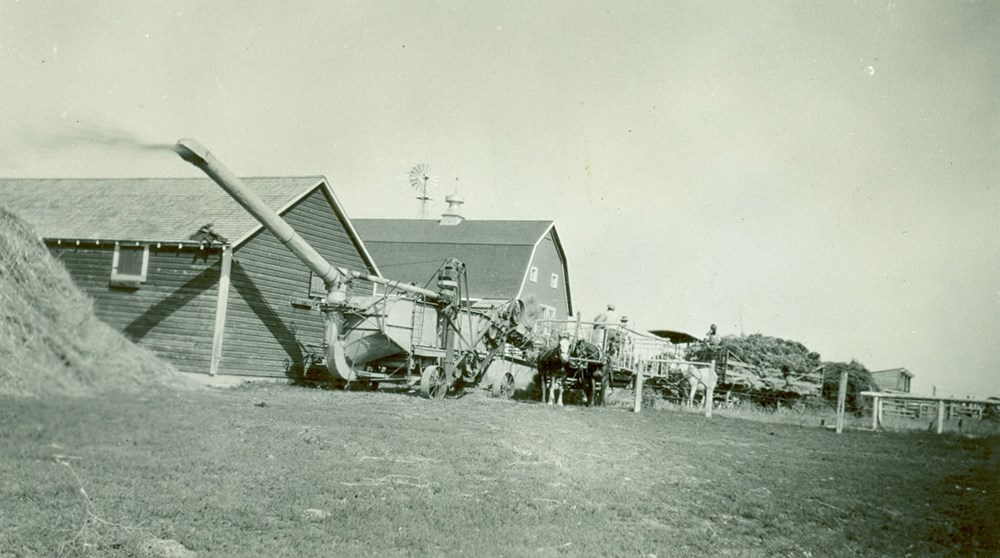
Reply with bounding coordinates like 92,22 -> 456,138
24,122 -> 176,154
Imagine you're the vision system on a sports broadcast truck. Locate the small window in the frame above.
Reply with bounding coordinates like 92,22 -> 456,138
111,243 -> 149,285
529,267 -> 538,283
550,273 -> 558,289
309,272 -> 326,298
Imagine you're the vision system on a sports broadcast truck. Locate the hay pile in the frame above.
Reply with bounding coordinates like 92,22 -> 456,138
0,207 -> 188,397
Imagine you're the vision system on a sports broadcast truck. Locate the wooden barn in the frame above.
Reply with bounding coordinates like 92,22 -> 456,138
0,177 -> 379,379
353,195 -> 573,321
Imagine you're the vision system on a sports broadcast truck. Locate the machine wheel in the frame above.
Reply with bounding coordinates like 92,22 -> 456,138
420,365 -> 449,399
492,372 -> 516,399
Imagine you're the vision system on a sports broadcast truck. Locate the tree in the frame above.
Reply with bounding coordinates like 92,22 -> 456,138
819,360 -> 874,415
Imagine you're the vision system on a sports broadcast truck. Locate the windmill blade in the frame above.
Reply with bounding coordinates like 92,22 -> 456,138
408,163 -> 437,191
408,163 -> 438,219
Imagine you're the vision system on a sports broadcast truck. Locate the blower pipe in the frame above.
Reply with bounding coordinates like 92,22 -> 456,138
174,138 -> 440,301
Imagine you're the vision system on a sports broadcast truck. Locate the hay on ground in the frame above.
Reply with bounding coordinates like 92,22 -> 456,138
0,206 -> 188,397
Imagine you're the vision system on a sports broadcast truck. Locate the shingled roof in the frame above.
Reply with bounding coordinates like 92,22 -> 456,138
0,177 -> 342,247
355,219 -> 554,246
353,219 -> 558,300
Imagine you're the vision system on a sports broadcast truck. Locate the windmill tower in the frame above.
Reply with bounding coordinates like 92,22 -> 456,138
408,163 -> 437,219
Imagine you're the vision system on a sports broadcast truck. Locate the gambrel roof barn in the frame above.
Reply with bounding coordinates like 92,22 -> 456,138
0,177 -> 378,379
353,216 -> 573,320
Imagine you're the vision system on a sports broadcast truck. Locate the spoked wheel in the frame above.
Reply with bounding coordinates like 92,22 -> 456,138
492,372 -> 516,399
420,365 -> 449,399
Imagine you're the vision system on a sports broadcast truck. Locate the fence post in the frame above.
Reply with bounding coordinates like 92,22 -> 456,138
633,370 -> 644,414
936,400 -> 945,434
836,370 -> 848,434
870,396 -> 879,430
705,360 -> 716,418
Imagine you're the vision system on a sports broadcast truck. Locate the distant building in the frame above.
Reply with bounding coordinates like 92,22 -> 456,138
354,199 -> 572,320
870,368 -> 913,393
0,177 -> 378,379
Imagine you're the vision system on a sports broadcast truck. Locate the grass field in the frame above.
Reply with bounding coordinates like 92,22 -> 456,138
2,383 -> 998,557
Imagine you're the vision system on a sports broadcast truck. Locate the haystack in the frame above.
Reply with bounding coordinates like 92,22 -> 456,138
0,207 -> 187,397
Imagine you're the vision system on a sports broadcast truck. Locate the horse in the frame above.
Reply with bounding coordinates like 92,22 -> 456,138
536,337 -> 608,407
537,335 -> 572,405
574,338 -> 609,407
669,360 -> 718,418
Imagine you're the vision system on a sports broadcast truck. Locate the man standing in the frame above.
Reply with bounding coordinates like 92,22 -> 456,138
590,304 -> 618,347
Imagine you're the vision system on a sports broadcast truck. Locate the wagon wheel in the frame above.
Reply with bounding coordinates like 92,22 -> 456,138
420,365 -> 449,399
492,372 -> 516,399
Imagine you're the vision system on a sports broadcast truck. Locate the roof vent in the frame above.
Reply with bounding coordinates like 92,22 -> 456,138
439,193 -> 465,226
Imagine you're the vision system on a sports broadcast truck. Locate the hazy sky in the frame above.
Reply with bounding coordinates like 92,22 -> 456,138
2,1 -> 997,397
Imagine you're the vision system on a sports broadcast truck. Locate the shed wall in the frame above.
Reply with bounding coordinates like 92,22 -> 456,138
48,243 -> 221,374
218,188 -> 374,377
872,371 -> 912,393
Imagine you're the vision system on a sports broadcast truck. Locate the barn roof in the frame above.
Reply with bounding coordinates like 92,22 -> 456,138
353,219 -> 559,300
355,219 -> 554,246
0,176 -> 368,251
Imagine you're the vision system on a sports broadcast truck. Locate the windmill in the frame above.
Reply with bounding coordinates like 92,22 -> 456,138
408,163 -> 438,219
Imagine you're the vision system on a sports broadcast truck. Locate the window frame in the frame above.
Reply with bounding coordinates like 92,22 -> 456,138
309,272 -> 327,298
549,273 -> 558,289
529,266 -> 538,283
111,243 -> 150,284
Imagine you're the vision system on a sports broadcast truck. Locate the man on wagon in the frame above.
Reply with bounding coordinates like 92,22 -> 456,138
590,304 -> 617,349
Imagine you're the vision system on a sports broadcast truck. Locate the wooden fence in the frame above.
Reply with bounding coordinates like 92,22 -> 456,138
861,391 -> 996,434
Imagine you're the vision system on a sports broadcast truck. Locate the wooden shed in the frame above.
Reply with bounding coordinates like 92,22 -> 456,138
0,177 -> 379,379
870,367 -> 914,393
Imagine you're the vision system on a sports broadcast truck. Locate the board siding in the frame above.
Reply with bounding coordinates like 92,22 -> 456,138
218,188 -> 374,377
48,243 -> 221,374
521,232 -> 571,319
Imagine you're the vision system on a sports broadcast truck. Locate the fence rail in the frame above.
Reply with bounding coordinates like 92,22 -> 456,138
860,391 -> 997,434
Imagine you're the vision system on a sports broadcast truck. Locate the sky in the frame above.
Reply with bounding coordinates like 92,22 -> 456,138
1,1 -> 997,397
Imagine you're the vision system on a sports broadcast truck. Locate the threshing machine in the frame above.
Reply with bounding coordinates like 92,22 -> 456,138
175,139 -> 527,398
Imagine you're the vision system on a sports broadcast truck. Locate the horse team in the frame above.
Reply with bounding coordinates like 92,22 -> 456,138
536,334 -> 609,407
534,330 -> 718,415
